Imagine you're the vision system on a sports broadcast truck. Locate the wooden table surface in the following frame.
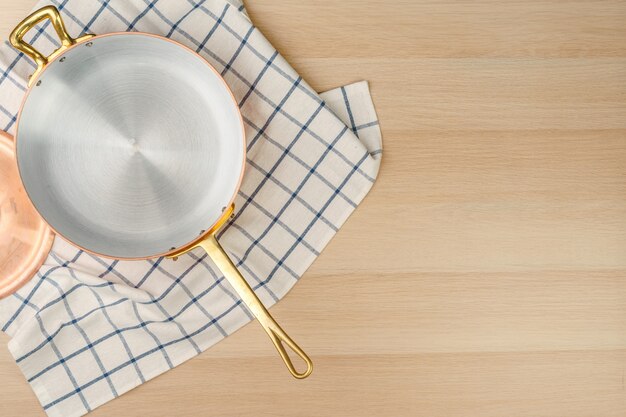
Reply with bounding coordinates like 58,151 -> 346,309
1,1 -> 626,416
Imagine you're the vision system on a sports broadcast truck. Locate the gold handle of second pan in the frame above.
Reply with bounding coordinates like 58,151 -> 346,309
200,235 -> 313,379
170,206 -> 313,379
10,6 -> 93,86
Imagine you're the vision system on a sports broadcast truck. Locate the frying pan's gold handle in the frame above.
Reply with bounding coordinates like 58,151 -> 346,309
9,6 -> 93,86
199,234 -> 314,379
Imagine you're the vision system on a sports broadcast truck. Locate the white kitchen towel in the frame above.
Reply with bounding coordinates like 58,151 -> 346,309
0,1 -> 382,416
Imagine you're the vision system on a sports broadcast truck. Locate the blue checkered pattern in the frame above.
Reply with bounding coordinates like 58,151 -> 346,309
0,1 -> 382,416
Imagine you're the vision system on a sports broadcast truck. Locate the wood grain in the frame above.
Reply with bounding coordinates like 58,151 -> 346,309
1,1 -> 625,416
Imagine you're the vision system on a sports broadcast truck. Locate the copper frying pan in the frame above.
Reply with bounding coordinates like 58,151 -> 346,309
0,130 -> 54,299
9,6 -> 312,378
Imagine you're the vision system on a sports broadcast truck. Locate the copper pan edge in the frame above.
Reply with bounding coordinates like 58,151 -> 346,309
0,130 -> 54,299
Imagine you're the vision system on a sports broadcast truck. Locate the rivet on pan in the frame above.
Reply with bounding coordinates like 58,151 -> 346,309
36,80 -> 42,87
59,57 -> 66,63
170,247 -> 176,251
86,42 -> 94,47
199,230 -> 206,235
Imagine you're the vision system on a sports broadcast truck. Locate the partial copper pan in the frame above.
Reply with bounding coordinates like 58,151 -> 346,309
0,130 -> 54,299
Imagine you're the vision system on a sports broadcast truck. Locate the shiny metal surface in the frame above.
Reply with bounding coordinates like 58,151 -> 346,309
16,33 -> 246,259
0,131 -> 53,299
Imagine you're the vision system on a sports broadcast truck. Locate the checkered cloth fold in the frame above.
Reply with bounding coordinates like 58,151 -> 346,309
0,1 -> 382,416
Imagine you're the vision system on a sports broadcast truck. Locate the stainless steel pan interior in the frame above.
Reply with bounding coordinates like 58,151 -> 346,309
17,33 -> 246,259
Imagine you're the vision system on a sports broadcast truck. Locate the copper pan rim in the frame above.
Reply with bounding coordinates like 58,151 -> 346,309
0,130 -> 54,299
